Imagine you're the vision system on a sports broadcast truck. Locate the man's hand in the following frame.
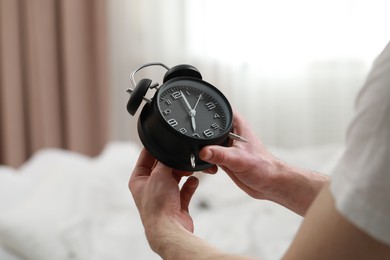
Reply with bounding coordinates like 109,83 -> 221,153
200,112 -> 328,216
200,112 -> 281,199
129,149 -> 256,260
129,149 -> 198,250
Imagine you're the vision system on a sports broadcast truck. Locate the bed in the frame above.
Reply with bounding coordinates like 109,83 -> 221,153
0,141 -> 342,260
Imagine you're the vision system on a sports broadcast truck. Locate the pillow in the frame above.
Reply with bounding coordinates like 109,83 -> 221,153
0,149 -> 93,260
0,142 -> 144,260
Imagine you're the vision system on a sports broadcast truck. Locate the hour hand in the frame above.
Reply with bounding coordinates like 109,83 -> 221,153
193,93 -> 203,111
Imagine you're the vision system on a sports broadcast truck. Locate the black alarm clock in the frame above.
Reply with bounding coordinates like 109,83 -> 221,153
126,63 -> 246,171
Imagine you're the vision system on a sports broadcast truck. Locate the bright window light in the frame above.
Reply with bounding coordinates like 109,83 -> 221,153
186,0 -> 390,70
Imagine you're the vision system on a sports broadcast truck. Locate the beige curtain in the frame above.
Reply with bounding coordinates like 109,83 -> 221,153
0,0 -> 110,167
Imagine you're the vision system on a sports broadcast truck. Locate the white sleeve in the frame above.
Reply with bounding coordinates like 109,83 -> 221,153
330,41 -> 390,246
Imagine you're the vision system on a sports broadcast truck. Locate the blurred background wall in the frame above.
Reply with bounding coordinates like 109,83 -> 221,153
109,0 -> 390,148
1,0 -> 390,167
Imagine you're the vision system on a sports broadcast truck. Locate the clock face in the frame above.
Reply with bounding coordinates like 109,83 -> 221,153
157,78 -> 232,140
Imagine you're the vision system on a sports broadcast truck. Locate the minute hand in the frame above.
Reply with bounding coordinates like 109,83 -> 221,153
180,91 -> 197,131
180,91 -> 192,111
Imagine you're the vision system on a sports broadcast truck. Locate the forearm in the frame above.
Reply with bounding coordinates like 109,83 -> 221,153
269,162 -> 329,216
148,218 -> 256,260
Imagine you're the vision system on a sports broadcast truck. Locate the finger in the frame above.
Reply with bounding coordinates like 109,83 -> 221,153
129,149 -> 156,198
201,165 -> 218,174
172,169 -> 193,177
173,174 -> 182,184
132,148 -> 157,178
180,176 -> 199,213
172,169 -> 192,184
129,149 -> 156,192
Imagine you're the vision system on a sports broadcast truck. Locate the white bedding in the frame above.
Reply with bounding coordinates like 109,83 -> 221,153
0,142 -> 342,260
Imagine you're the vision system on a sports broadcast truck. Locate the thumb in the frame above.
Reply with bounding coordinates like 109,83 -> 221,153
200,146 -> 239,169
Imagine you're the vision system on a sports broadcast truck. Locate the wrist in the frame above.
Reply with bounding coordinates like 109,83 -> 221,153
144,216 -> 180,254
268,160 -> 329,216
147,217 -> 223,260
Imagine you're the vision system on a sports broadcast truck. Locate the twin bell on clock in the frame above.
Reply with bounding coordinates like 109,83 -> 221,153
126,63 -> 246,171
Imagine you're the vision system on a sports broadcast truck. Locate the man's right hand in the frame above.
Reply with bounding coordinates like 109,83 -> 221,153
200,111 -> 328,216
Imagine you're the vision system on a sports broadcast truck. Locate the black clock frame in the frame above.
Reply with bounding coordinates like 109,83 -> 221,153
137,76 -> 233,171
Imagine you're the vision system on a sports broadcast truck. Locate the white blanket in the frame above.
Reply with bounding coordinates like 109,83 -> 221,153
0,142 -> 342,260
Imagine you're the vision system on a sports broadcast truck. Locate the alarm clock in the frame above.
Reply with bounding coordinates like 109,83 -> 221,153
126,63 -> 246,171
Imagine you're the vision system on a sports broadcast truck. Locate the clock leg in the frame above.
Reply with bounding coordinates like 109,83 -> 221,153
190,154 -> 196,169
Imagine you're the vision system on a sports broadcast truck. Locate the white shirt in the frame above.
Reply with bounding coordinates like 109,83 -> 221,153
331,41 -> 390,245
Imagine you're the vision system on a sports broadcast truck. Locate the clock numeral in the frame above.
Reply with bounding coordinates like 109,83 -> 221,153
205,102 -> 216,110
163,109 -> 171,115
185,91 -> 191,96
165,99 -> 172,105
211,123 -> 219,130
203,129 -> 214,138
167,118 -> 178,127
180,128 -> 187,134
192,133 -> 200,138
171,91 -> 182,100
214,113 -> 220,119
